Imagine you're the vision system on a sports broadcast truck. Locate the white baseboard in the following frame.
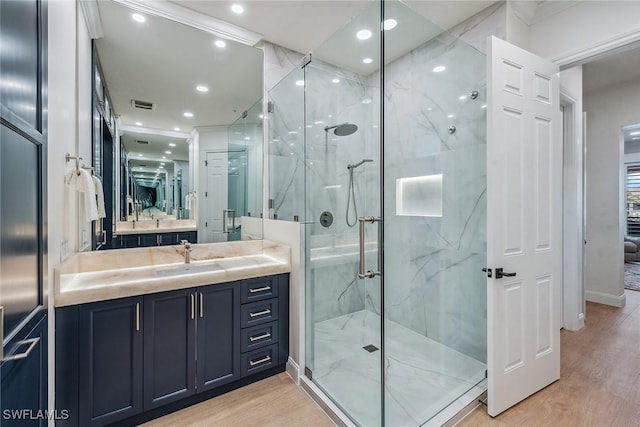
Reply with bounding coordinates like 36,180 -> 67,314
585,290 -> 626,307
286,357 -> 299,385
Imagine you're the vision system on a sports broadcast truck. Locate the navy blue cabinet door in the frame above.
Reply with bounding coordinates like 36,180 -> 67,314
1,312 -> 47,427
78,297 -> 143,426
196,282 -> 240,392
143,289 -> 196,410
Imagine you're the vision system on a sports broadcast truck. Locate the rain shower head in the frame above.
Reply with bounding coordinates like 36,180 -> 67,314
324,122 -> 358,137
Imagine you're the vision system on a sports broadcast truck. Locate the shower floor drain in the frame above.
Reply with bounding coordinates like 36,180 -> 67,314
363,344 -> 379,353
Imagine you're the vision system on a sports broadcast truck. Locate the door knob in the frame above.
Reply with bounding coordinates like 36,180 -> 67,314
495,268 -> 516,279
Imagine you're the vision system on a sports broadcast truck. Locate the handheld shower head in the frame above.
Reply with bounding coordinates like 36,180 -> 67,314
324,122 -> 358,137
347,159 -> 373,170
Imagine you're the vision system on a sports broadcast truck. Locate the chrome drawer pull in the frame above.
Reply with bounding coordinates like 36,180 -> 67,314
249,332 -> 271,342
249,286 -> 271,293
3,337 -> 40,362
249,355 -> 271,367
249,309 -> 271,318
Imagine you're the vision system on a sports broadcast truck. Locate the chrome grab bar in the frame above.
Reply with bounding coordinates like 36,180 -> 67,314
2,337 -> 40,362
358,216 -> 380,279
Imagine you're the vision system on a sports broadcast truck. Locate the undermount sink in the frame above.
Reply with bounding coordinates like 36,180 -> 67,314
155,262 -> 223,277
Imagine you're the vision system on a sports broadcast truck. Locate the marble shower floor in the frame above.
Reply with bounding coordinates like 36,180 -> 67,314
312,310 -> 486,426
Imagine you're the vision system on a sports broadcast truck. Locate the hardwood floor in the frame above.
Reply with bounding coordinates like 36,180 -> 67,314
141,373 -> 335,427
460,290 -> 640,427
143,292 -> 640,427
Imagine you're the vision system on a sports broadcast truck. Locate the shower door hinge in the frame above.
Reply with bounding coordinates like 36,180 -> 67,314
304,366 -> 313,380
301,52 -> 312,68
267,101 -> 274,113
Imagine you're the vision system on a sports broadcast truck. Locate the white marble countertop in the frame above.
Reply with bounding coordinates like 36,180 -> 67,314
115,220 -> 197,235
54,240 -> 291,307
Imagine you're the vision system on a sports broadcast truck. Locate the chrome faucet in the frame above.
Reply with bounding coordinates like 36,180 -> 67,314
181,240 -> 192,264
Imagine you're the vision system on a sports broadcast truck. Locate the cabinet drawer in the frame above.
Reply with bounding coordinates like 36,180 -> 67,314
241,321 -> 278,353
240,276 -> 278,303
241,345 -> 278,377
240,298 -> 278,328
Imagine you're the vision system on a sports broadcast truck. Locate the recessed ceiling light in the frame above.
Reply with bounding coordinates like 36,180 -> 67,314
356,29 -> 372,40
427,107 -> 433,111
332,78 -> 340,84
288,131 -> 298,135
169,143 -> 176,147
162,156 -> 166,159
631,131 -> 640,136
135,122 -> 142,126
159,165 -> 164,168
174,127 -> 180,131
132,13 -> 146,23
215,40 -> 226,48
447,114 -> 455,118
459,95 -> 467,100
295,80 -> 305,87
138,153 -> 143,157
363,58 -> 373,64
362,99 -> 372,104
160,162 -> 165,165
165,151 -> 172,154
433,65 -> 446,73
183,112 -> 194,118
196,85 -> 209,93
314,120 -> 324,125
231,4 -> 244,14
244,136 -> 251,141
383,19 -> 397,30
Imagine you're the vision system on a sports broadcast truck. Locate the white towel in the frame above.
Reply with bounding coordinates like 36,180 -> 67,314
66,168 -> 99,222
92,175 -> 106,219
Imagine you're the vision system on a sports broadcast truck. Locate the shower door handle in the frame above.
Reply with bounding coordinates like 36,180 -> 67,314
358,216 -> 380,279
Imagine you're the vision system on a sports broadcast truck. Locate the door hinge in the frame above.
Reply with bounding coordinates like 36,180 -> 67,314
205,191 -> 208,197
205,221 -> 208,227
267,101 -> 274,113
304,366 -> 312,380
205,160 -> 208,166
482,268 -> 492,278
301,52 -> 312,68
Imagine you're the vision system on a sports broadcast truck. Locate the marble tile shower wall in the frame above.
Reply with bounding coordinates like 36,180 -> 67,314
382,31 -> 487,362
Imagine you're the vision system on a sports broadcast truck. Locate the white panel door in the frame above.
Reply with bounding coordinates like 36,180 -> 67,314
205,151 -> 228,243
487,36 -> 562,416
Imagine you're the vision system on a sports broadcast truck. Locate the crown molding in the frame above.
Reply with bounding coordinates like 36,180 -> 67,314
113,0 -> 263,46
79,0 -> 104,39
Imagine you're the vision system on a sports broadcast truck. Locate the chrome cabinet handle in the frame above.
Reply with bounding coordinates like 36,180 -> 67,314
249,355 -> 271,367
249,309 -> 271,318
191,294 -> 195,320
249,286 -> 271,293
199,292 -> 203,318
136,303 -> 140,331
358,216 -> 380,279
222,210 -> 228,233
2,337 -> 40,362
249,332 -> 271,342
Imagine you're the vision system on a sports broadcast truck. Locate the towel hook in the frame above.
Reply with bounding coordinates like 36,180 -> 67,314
65,153 -> 83,176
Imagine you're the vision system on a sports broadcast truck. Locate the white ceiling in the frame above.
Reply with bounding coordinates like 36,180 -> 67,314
173,0 -> 496,56
96,1 -> 263,134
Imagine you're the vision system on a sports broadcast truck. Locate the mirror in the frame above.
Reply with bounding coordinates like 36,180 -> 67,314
89,0 -> 264,249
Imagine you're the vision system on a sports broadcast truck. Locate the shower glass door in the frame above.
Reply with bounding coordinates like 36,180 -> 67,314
381,1 -> 488,425
302,2 -> 382,425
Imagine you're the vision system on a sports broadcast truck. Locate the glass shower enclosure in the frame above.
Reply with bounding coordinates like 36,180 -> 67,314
269,1 -> 488,425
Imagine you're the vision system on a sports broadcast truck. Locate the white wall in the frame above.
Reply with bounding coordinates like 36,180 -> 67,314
47,1 -> 93,421
528,1 -> 640,64
583,76 -> 640,307
560,65 -> 585,329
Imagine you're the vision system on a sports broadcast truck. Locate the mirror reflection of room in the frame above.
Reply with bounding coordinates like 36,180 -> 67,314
88,1 -> 264,249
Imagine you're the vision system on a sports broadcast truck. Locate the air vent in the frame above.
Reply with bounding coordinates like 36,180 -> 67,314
131,99 -> 155,110
136,140 -> 149,145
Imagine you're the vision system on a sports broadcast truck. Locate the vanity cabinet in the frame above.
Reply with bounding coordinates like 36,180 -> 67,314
117,231 -> 197,248
56,273 -> 288,427
78,297 -> 144,427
